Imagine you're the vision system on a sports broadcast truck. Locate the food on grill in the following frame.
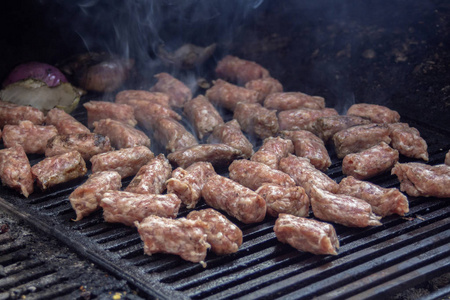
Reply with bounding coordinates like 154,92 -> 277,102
167,144 -> 242,169
3,61 -> 68,87
31,150 -> 87,190
206,79 -> 259,111
229,159 -> 296,191
342,142 -> 399,180
332,124 -> 391,159
158,43 -> 217,69
279,130 -> 331,171
125,154 -> 172,195
45,108 -> 90,135
274,214 -> 339,255
135,215 -> 210,263
90,145 -> 154,178
69,171 -> 122,221
115,90 -> 170,107
233,102 -> 279,139
152,117 -> 198,153
2,121 -> 58,154
264,92 -> 325,111
215,55 -> 270,84
183,95 -> 224,139
0,146 -> 34,197
187,209 -> 243,255
245,77 -> 283,102
207,119 -> 254,159
388,122 -> 429,161
45,133 -> 112,161
347,103 -> 401,124
83,101 -> 137,128
256,184 -> 310,217
250,136 -> 294,169
166,162 -> 216,208
338,176 -> 409,217
391,162 -> 450,198
310,186 -> 382,227
312,115 -> 371,143
149,72 -> 192,108
0,100 -> 44,128
446,150 -> 450,165
278,108 -> 338,132
126,99 -> 182,131
279,154 -> 339,196
202,174 -> 266,224
100,191 -> 181,226
93,118 -> 150,149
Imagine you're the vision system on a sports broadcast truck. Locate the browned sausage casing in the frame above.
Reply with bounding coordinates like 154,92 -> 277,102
274,214 -> 339,255
31,150 -> 87,190
264,92 -> 325,111
0,146 -> 34,197
251,136 -> 294,169
3,121 -> 58,154
135,215 -> 210,263
0,101 -> 44,128
125,154 -> 172,195
229,159 -> 296,191
115,90 -> 171,107
347,103 -> 400,124
234,102 -> 279,139
206,79 -> 259,111
207,119 -> 254,159
83,101 -> 137,128
310,186 -> 382,227
215,55 -> 270,85
388,123 -> 429,161
187,209 -> 243,255
45,133 -> 113,161
45,108 -> 90,135
312,115 -> 371,143
338,176 -> 409,217
245,77 -> 283,102
152,117 -> 198,153
183,95 -> 224,140
149,72 -> 192,108
125,99 -> 182,131
278,108 -> 338,133
100,191 -> 181,226
69,171 -> 122,221
202,175 -> 266,224
93,118 -> 151,149
256,184 -> 310,217
166,162 -> 216,208
90,145 -> 154,178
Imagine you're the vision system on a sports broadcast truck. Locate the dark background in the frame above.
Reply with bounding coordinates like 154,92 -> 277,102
1,0 -> 449,131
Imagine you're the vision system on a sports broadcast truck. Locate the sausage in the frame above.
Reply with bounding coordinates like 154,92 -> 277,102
274,214 -> 339,255
69,171 -> 122,221
279,130 -> 331,171
90,145 -> 154,178
149,72 -> 192,108
256,184 -> 310,217
187,208 -> 243,255
183,95 -> 224,140
45,108 -> 90,135
166,162 -> 216,208
31,150 -> 87,190
310,186 -> 382,227
229,159 -> 296,191
45,133 -> 113,161
206,79 -> 259,111
388,122 -> 429,161
167,144 -> 242,169
245,77 -> 283,103
0,101 -> 44,128
124,99 -> 182,131
215,55 -> 270,84
278,108 -> 338,133
135,215 -> 210,263
93,118 -> 151,149
207,119 -> 254,159
152,117 -> 198,153
2,121 -> 58,154
233,102 -> 279,139
312,115 -> 371,143
391,162 -> 450,198
115,90 -> 171,107
338,176 -> 409,217
279,154 -> 338,196
264,92 -> 325,111
202,174 -> 266,224
100,191 -> 181,226
251,136 -> 294,169
0,146 -> 34,197
342,142 -> 399,180
83,101 -> 137,128
332,124 -> 391,159
347,103 -> 400,124
125,154 -> 172,195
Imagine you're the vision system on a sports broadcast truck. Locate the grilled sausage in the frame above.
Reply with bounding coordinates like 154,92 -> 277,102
251,136 -> 294,169
3,121 -> 58,154
115,90 -> 171,107
93,118 -> 150,149
45,108 -> 90,135
0,146 -> 34,197
264,92 -> 325,111
388,122 -> 429,161
206,79 -> 259,111
0,101 -> 44,128
83,101 -> 137,128
233,102 -> 279,139
215,55 -> 270,85
149,72 -> 192,108
256,184 -> 310,217
245,77 -> 283,103
347,103 -> 400,124
152,117 -> 198,153
183,95 -> 224,140
278,108 -> 338,133
312,115 -> 371,143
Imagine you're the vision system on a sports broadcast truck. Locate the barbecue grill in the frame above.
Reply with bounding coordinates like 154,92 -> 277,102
1,0 -> 449,299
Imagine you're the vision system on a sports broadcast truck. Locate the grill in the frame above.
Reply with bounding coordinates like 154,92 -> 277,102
1,0 -> 450,299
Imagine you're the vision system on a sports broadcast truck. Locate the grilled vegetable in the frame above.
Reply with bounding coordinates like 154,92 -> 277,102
2,62 -> 67,88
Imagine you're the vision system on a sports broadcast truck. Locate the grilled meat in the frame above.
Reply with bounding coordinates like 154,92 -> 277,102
256,184 -> 310,217
278,108 -> 338,133
149,72 -> 192,108
0,100 -> 44,128
388,122 -> 429,161
83,101 -> 137,128
347,103 -> 400,124
215,55 -> 270,85
3,121 -> 57,154
206,79 -> 259,111
245,77 -> 283,103
183,95 -> 224,140
233,102 -> 279,139
251,136 -> 294,170
45,108 -> 90,135
0,146 -> 34,197
152,117 -> 198,153
264,92 -> 325,111
312,115 -> 371,143
93,118 -> 150,149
